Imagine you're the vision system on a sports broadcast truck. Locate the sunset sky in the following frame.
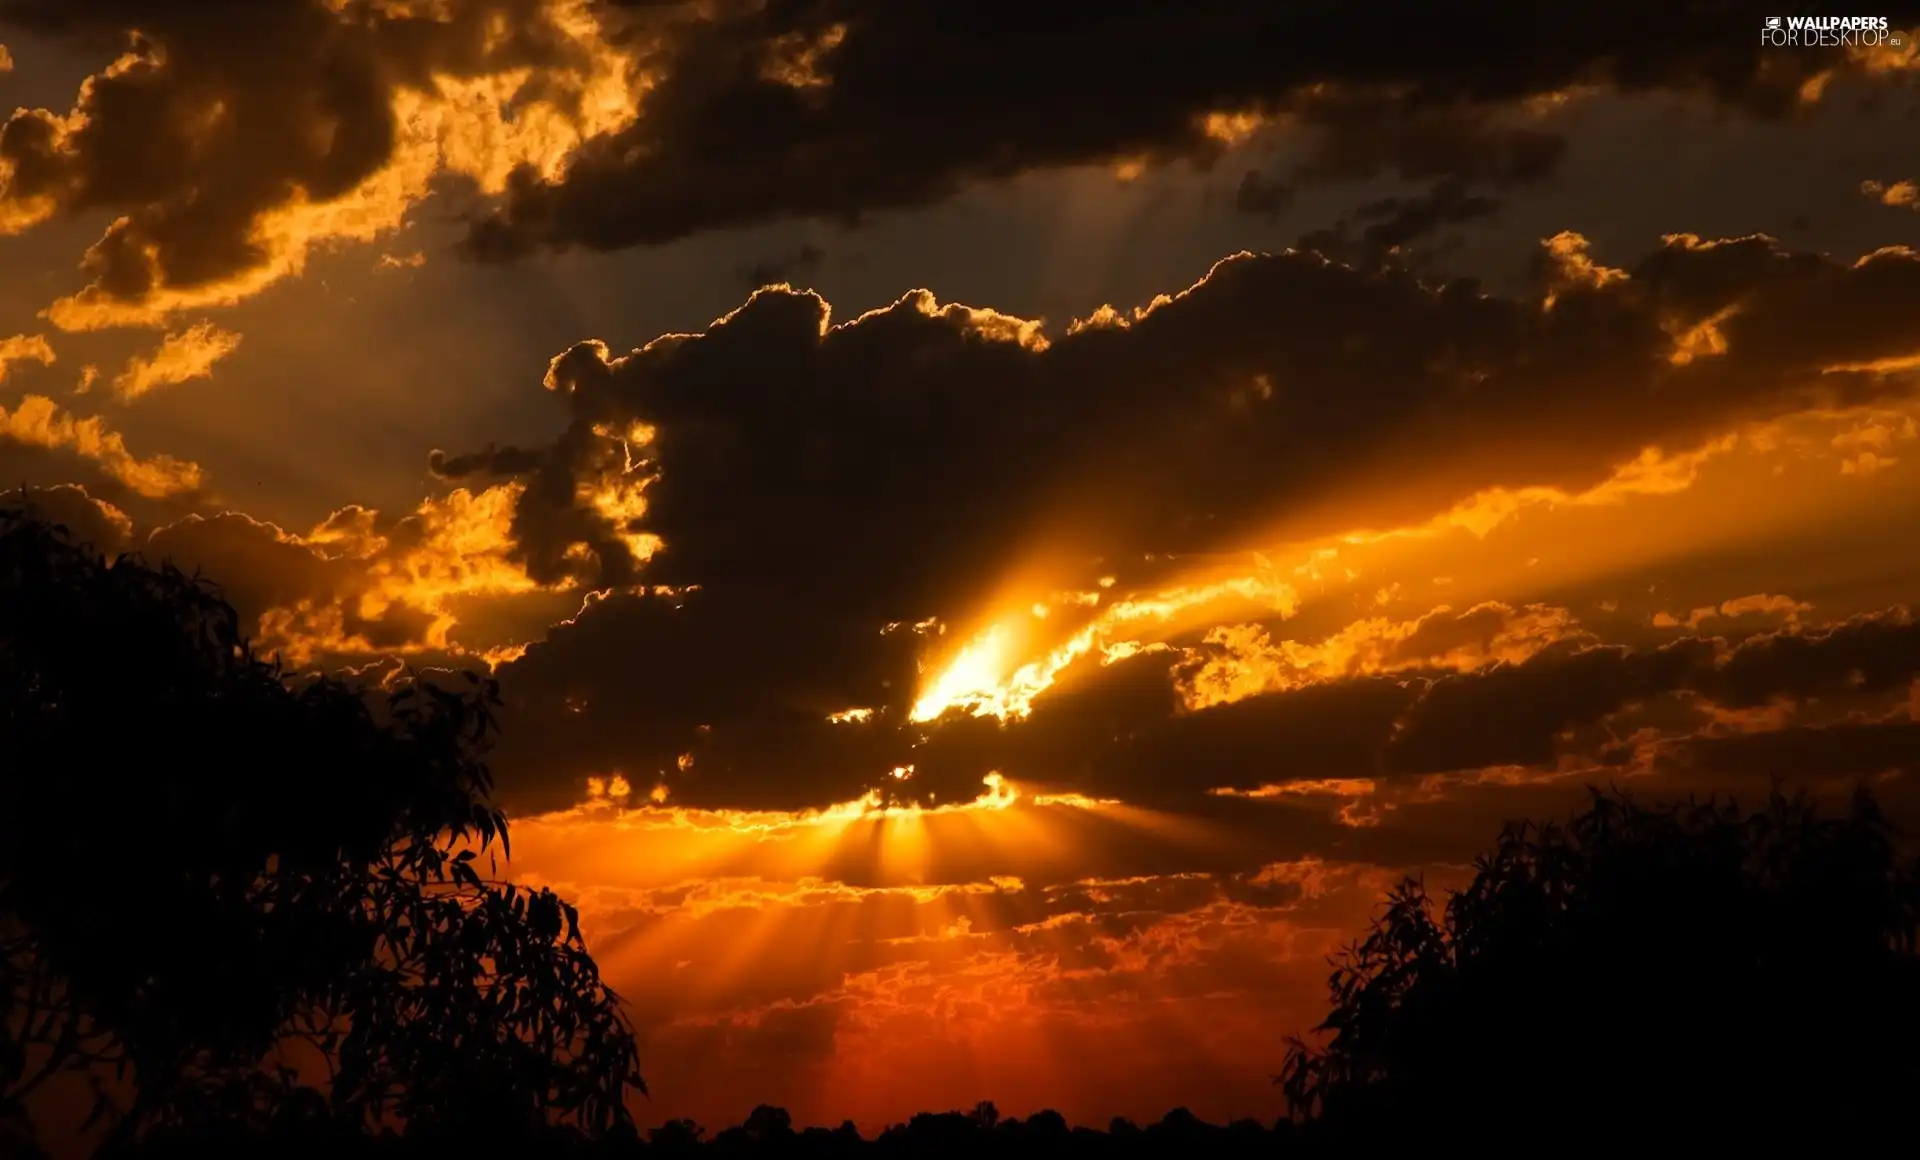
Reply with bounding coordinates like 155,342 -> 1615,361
8,0 -> 1920,1133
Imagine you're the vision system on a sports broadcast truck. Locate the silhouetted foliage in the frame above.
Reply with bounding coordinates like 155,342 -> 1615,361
0,511 -> 643,1152
99,1106 -> 1311,1160
1279,786 -> 1920,1147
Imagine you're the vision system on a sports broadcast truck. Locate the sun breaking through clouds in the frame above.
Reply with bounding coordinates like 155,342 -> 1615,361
7,0 -> 1920,1136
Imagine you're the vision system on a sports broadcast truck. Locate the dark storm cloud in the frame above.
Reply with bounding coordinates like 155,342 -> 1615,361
1294,177 -> 1505,267
737,243 -> 827,290
1239,92 -> 1570,239
14,0 -> 1917,287
0,491 -> 439,660
1383,640 -> 1719,775
1234,170 -> 1294,220
461,236 -> 1920,605
1353,608 -> 1920,784
1709,608 -> 1920,706
141,510 -> 358,630
428,444 -> 551,480
0,0 -> 609,325
1234,99 -> 1553,229
1356,179 -> 1503,249
1098,675 -> 1420,806
1671,717 -> 1920,782
5,483 -> 132,556
487,586 -> 923,813
129,498 -> 545,666
449,232 -> 1920,812
1280,93 -> 1570,189
467,0 -> 1905,258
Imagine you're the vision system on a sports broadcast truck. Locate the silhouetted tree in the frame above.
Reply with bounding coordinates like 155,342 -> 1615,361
648,1118 -> 706,1154
742,1104 -> 793,1142
0,512 -> 644,1152
1015,1109 -> 1068,1142
1278,786 -> 1920,1147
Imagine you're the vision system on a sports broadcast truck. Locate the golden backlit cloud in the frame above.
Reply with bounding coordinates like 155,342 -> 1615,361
1652,594 -> 1812,632
260,488 -> 548,664
1849,33 -> 1920,73
143,482 -> 568,668
1864,178 -> 1920,209
0,394 -> 204,498
5,0 -> 641,330
0,333 -> 55,380
7,483 -> 134,555
1175,602 -> 1588,712
111,323 -> 243,401
556,772 -> 1093,838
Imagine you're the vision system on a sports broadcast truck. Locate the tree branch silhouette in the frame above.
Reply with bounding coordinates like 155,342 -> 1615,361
1278,784 -> 1920,1146
0,510 -> 644,1153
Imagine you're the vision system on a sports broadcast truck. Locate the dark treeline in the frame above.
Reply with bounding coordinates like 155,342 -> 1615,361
7,508 -> 1920,1158
116,1105 -> 1315,1160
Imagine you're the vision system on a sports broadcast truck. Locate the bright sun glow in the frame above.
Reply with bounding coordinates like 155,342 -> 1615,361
910,571 -> 1302,723
907,401 -> 1920,727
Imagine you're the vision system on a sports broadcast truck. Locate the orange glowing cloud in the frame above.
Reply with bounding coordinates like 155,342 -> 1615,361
550,772 -> 1113,838
251,483 -> 558,666
1177,601 -> 1587,712
111,323 -> 243,401
128,478 -> 593,671
1849,33 -> 1920,72
18,0 -> 643,331
0,334 -> 55,380
1538,229 -> 1628,305
1652,594 -> 1812,632
376,250 -> 427,270
0,395 -> 204,498
1863,178 -> 1920,209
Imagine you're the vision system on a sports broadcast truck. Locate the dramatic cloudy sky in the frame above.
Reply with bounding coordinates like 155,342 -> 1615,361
8,0 -> 1920,1132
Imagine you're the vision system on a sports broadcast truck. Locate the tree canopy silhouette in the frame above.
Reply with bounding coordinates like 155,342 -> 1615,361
1278,786 -> 1920,1146
0,510 -> 644,1154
